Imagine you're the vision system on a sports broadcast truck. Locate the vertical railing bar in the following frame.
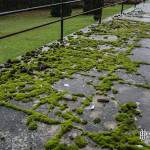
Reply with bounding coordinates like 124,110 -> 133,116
121,1 -> 124,15
134,0 -> 137,8
98,0 -> 104,24
60,0 -> 64,43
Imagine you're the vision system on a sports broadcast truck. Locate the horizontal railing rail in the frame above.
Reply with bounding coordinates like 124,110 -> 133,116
0,0 -> 81,16
0,0 -> 131,41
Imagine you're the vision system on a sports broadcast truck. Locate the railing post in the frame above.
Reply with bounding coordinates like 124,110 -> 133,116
60,0 -> 64,42
121,1 -> 124,15
99,0 -> 104,24
134,0 -> 137,8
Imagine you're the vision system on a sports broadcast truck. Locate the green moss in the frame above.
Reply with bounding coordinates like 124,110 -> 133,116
82,96 -> 92,107
87,102 -> 150,149
59,103 -> 68,111
28,120 -> 38,130
61,111 -> 81,123
75,107 -> 84,115
15,93 -> 26,101
73,93 -> 85,97
74,136 -> 88,148
1,19 -> 150,149
72,96 -> 78,101
97,78 -> 113,92
93,118 -> 101,124
60,120 -> 73,134
112,87 -> 118,94
53,144 -> 79,150
134,83 -> 150,89
45,136 -> 60,150
96,74 -> 120,93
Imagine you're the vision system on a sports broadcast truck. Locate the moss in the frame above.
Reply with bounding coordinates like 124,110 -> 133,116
61,111 -> 81,123
74,135 -> 87,148
28,120 -> 38,130
81,120 -> 88,125
73,93 -> 85,97
97,78 -> 113,92
66,144 -> 79,150
1,19 -> 150,149
45,136 -> 60,150
53,144 -> 79,150
82,96 -> 92,107
15,93 -> 26,101
112,87 -> 118,94
72,96 -> 78,101
75,107 -> 84,115
96,74 -> 120,93
60,120 -> 73,134
45,120 -> 73,150
59,103 -> 68,111
134,83 -> 150,89
93,118 -> 101,124
87,102 -> 150,149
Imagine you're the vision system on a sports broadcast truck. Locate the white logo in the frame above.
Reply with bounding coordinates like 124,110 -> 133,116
140,129 -> 150,141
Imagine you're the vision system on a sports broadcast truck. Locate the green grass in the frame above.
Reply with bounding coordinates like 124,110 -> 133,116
0,4 -> 132,63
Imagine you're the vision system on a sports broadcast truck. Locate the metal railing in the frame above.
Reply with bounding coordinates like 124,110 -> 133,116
0,0 -> 128,41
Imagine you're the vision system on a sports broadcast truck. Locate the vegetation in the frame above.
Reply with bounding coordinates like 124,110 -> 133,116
0,18 -> 150,149
87,102 -> 149,150
0,4 -> 132,63
74,136 -> 88,148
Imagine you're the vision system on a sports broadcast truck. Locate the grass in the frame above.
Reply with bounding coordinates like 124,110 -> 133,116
0,4 -> 132,63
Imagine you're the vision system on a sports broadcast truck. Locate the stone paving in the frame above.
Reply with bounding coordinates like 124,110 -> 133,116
0,1 -> 150,150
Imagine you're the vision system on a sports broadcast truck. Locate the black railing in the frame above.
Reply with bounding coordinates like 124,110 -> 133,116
0,0 -> 128,41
